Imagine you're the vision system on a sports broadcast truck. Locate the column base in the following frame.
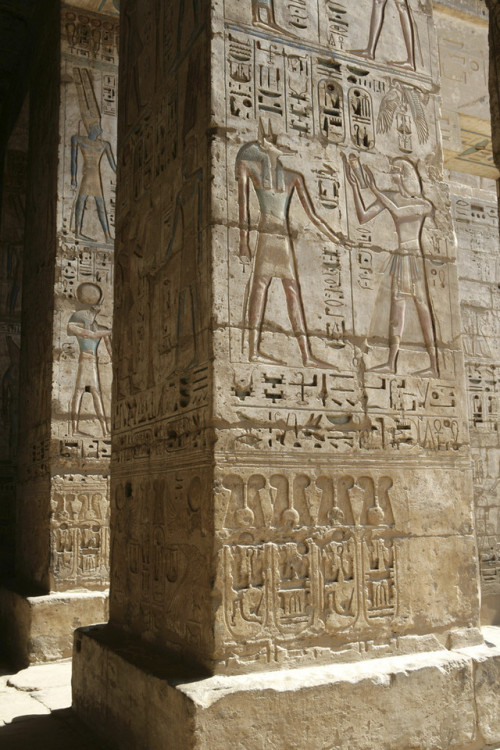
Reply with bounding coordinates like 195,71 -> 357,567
481,592 -> 500,626
0,584 -> 108,668
73,624 -> 500,750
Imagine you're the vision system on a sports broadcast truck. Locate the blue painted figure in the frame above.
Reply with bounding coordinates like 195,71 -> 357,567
67,283 -> 112,436
71,123 -> 116,243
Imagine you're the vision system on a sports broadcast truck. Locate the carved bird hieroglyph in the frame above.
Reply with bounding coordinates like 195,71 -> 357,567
377,79 -> 429,144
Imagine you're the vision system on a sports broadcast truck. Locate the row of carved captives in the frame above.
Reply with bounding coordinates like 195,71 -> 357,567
113,471 -> 398,538
113,471 -> 396,529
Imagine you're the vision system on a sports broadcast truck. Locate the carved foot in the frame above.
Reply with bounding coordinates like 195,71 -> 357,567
348,48 -> 375,60
302,354 -> 339,371
75,232 -> 96,242
412,365 -> 438,377
250,351 -> 287,366
253,19 -> 288,35
386,59 -> 415,71
367,361 -> 396,374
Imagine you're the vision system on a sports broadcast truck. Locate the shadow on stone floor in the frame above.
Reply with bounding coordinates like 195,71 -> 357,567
0,708 -> 111,750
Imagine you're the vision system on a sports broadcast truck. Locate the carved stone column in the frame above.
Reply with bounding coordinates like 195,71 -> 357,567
487,0 -> 500,167
0,0 -> 119,667
73,1 -> 500,747
435,0 -> 500,628
0,101 -> 28,582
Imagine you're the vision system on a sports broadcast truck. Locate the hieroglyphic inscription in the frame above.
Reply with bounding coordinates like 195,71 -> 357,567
64,8 -> 119,64
225,366 -> 463,454
218,0 -> 463,469
225,31 -> 390,142
110,10 -> 211,473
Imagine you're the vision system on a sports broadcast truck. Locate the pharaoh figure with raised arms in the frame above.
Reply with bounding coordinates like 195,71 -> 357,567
236,120 -> 339,367
343,154 -> 438,376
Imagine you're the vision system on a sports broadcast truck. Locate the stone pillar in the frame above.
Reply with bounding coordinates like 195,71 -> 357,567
487,0 -> 500,166
0,0 -> 119,667
435,1 -> 500,627
0,100 -> 28,581
73,1 -> 500,747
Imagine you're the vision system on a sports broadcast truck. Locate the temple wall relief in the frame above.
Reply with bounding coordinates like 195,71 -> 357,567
17,2 -> 118,592
210,0 -> 478,670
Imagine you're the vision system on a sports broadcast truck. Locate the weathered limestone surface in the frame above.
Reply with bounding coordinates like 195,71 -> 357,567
486,0 -> 500,169
453,180 -> 500,624
73,0 -> 500,745
0,0 -> 118,667
436,1 -> 500,624
0,588 -> 108,665
74,624 -> 500,750
436,0 -> 488,21
436,3 -> 496,180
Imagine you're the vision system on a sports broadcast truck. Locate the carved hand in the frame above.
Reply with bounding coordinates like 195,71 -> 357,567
322,224 -> 339,243
342,153 -> 358,188
363,166 -> 376,190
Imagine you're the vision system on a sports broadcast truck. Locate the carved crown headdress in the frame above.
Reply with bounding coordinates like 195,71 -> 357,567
391,157 -> 422,198
257,118 -> 278,146
73,67 -> 101,134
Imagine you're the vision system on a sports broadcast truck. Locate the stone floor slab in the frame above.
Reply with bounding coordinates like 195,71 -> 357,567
0,709 -> 110,749
7,659 -> 72,691
0,689 -> 50,725
0,658 -> 108,749
31,685 -> 72,711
